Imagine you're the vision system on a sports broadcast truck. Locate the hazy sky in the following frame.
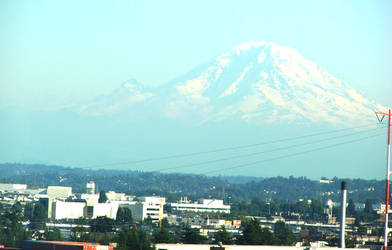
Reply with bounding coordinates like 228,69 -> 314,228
1,0 -> 391,109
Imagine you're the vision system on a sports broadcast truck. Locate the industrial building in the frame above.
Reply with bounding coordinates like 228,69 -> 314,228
167,198 -> 231,214
51,200 -> 86,220
0,183 -> 27,192
85,202 -> 119,219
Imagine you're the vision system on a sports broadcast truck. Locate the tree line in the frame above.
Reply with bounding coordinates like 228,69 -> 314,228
0,163 -> 385,204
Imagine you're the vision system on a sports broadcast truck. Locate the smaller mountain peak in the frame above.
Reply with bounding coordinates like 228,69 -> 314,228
231,41 -> 300,58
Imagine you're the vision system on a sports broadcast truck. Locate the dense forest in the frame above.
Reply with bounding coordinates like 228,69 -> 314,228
0,163 -> 385,203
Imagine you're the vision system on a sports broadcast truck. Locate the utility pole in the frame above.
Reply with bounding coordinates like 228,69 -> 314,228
340,181 -> 347,248
376,109 -> 392,250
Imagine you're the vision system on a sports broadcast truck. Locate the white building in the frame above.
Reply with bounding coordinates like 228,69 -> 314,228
126,196 -> 166,223
47,186 -> 72,199
85,202 -> 119,219
168,198 -> 230,214
81,193 -> 99,205
0,183 -> 27,192
81,191 -> 133,204
51,200 -> 85,220
106,191 -> 126,201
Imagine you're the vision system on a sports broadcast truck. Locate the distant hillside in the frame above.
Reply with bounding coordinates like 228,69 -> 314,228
0,163 -> 384,203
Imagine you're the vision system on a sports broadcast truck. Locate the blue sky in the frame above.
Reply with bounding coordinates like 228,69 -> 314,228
1,0 -> 391,109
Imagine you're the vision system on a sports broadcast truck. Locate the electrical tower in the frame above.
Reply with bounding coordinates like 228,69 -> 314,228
376,109 -> 392,250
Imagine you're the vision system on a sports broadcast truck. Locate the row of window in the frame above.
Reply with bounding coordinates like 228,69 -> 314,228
171,206 -> 230,211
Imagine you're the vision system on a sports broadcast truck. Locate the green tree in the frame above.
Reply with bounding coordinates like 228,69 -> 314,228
143,216 -> 154,226
237,218 -> 274,245
180,225 -> 208,244
310,199 -> 324,220
24,202 -> 34,221
161,217 -> 170,228
153,228 -> 177,243
90,216 -> 115,233
0,208 -> 31,247
98,190 -> 108,203
12,202 -> 23,214
213,226 -> 233,244
118,227 -> 155,250
75,216 -> 89,225
273,221 -> 297,246
116,207 -> 133,225
347,199 -> 356,217
30,203 -> 47,230
364,200 -> 373,214
46,228 -> 64,241
70,226 -> 92,242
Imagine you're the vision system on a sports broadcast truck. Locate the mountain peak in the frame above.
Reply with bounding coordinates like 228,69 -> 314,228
232,41 -> 270,51
78,42 -> 384,126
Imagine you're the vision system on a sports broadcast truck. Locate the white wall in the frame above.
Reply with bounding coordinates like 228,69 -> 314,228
127,202 -> 162,222
47,186 -> 72,199
92,203 -> 119,219
52,201 -> 85,220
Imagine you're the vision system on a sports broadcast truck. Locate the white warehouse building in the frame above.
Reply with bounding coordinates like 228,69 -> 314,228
51,200 -> 85,220
168,198 -> 231,214
85,203 -> 119,219
0,183 -> 27,192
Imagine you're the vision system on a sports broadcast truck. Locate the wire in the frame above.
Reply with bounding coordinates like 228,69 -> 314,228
201,133 -> 384,175
151,127 -> 384,172
84,123 -> 383,169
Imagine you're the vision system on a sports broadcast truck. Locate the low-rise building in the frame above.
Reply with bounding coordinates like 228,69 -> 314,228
85,202 -> 119,219
106,191 -> 126,201
0,183 -> 27,192
51,200 -> 85,220
168,198 -> 230,214
125,196 -> 165,223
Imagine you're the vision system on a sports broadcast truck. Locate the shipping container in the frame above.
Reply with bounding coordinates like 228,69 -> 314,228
96,246 -> 109,250
22,240 -> 116,250
53,245 -> 86,250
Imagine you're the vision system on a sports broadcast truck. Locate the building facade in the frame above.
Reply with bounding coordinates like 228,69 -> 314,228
168,199 -> 230,214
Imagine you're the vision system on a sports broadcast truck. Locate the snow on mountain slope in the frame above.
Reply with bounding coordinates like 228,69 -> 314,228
78,79 -> 155,116
79,41 -> 385,125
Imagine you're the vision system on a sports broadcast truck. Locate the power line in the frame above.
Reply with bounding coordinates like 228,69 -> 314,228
201,133 -> 384,175
150,127 -> 384,173
84,123 -> 382,169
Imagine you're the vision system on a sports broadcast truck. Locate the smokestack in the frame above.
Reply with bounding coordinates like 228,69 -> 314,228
340,181 -> 347,248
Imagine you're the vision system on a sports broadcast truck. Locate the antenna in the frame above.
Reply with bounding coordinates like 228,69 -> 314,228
376,112 -> 386,123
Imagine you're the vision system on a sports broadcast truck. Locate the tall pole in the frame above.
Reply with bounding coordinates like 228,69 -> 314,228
379,109 -> 392,250
340,181 -> 347,248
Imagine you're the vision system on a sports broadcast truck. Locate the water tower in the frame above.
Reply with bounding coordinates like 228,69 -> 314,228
86,181 -> 95,194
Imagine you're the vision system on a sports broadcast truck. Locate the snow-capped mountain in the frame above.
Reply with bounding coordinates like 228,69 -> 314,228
1,41 -> 387,178
78,41 -> 384,126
